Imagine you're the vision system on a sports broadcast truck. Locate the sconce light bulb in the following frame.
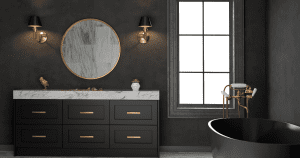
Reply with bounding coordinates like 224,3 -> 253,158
40,32 -> 43,34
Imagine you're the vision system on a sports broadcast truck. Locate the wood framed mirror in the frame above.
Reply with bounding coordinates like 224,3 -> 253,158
61,18 -> 121,79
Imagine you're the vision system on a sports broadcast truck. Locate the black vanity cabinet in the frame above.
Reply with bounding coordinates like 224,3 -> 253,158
14,99 -> 159,157
110,101 -> 158,149
63,100 -> 109,124
15,99 -> 62,124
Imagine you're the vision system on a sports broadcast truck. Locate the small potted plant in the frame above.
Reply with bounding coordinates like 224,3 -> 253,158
131,79 -> 140,91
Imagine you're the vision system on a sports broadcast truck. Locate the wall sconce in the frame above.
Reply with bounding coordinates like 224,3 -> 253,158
138,16 -> 152,44
28,16 -> 47,44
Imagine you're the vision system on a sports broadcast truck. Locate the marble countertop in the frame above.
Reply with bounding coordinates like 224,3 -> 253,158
13,90 -> 159,100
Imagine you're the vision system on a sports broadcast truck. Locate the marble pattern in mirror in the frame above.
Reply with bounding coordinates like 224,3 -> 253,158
61,19 -> 120,79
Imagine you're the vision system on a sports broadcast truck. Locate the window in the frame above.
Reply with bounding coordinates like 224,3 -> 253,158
167,0 -> 244,118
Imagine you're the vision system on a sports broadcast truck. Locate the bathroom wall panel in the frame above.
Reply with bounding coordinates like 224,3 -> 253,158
244,0 -> 268,119
267,0 -> 300,126
0,0 -> 267,147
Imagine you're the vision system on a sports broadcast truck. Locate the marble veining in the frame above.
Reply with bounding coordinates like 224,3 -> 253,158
13,90 -> 159,100
61,19 -> 120,79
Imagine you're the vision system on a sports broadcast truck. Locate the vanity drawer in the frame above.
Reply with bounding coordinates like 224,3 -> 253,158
110,101 -> 157,125
15,99 -> 62,124
63,125 -> 109,148
63,100 -> 109,124
110,125 -> 157,148
15,125 -> 62,148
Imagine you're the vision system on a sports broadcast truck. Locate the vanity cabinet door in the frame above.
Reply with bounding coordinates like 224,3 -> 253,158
15,99 -> 62,124
110,101 -> 157,125
110,125 -> 157,148
63,125 -> 109,148
16,125 -> 62,148
63,100 -> 109,124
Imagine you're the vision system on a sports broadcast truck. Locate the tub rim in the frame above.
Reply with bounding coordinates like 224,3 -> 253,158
208,117 -> 300,145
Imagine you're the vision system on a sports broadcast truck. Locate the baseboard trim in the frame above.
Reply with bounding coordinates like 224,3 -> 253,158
160,146 -> 211,152
0,145 -> 211,153
0,145 -> 13,151
0,145 -> 14,156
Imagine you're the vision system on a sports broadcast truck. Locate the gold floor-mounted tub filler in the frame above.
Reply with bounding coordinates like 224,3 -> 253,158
221,83 -> 257,118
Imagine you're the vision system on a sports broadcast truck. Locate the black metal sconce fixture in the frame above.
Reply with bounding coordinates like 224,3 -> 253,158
28,16 -> 47,44
138,16 -> 152,43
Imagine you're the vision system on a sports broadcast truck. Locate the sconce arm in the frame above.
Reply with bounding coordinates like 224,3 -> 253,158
143,27 -> 147,33
32,27 -> 37,32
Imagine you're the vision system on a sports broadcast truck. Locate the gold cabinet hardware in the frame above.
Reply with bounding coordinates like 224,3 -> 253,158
127,136 -> 141,138
80,136 -> 94,138
80,112 -> 94,114
127,112 -> 140,114
32,111 -> 46,114
32,135 -> 46,138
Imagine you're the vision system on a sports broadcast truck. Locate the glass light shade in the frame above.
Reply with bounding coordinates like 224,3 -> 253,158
38,32 -> 47,44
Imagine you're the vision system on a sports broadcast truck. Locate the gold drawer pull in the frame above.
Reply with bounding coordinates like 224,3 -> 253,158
80,112 -> 94,114
80,136 -> 94,138
127,112 -> 140,114
32,111 -> 46,114
127,136 -> 141,138
32,135 -> 46,138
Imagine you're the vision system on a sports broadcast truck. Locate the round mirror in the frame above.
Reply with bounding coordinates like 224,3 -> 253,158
61,18 -> 121,79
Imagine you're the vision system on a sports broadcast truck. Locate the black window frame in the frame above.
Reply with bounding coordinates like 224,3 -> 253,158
167,0 -> 244,118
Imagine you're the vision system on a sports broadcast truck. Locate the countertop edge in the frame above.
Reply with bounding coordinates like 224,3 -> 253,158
13,90 -> 160,100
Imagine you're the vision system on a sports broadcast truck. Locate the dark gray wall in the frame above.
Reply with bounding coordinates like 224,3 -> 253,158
0,0 -> 267,146
267,0 -> 300,125
244,0 -> 268,119
0,0 -> 168,145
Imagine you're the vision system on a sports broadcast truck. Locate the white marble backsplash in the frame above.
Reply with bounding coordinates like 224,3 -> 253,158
13,90 -> 159,100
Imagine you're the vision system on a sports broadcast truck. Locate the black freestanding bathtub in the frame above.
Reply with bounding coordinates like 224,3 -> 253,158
208,118 -> 300,158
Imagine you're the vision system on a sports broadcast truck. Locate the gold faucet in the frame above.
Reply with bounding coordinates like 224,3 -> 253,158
222,84 -> 257,118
